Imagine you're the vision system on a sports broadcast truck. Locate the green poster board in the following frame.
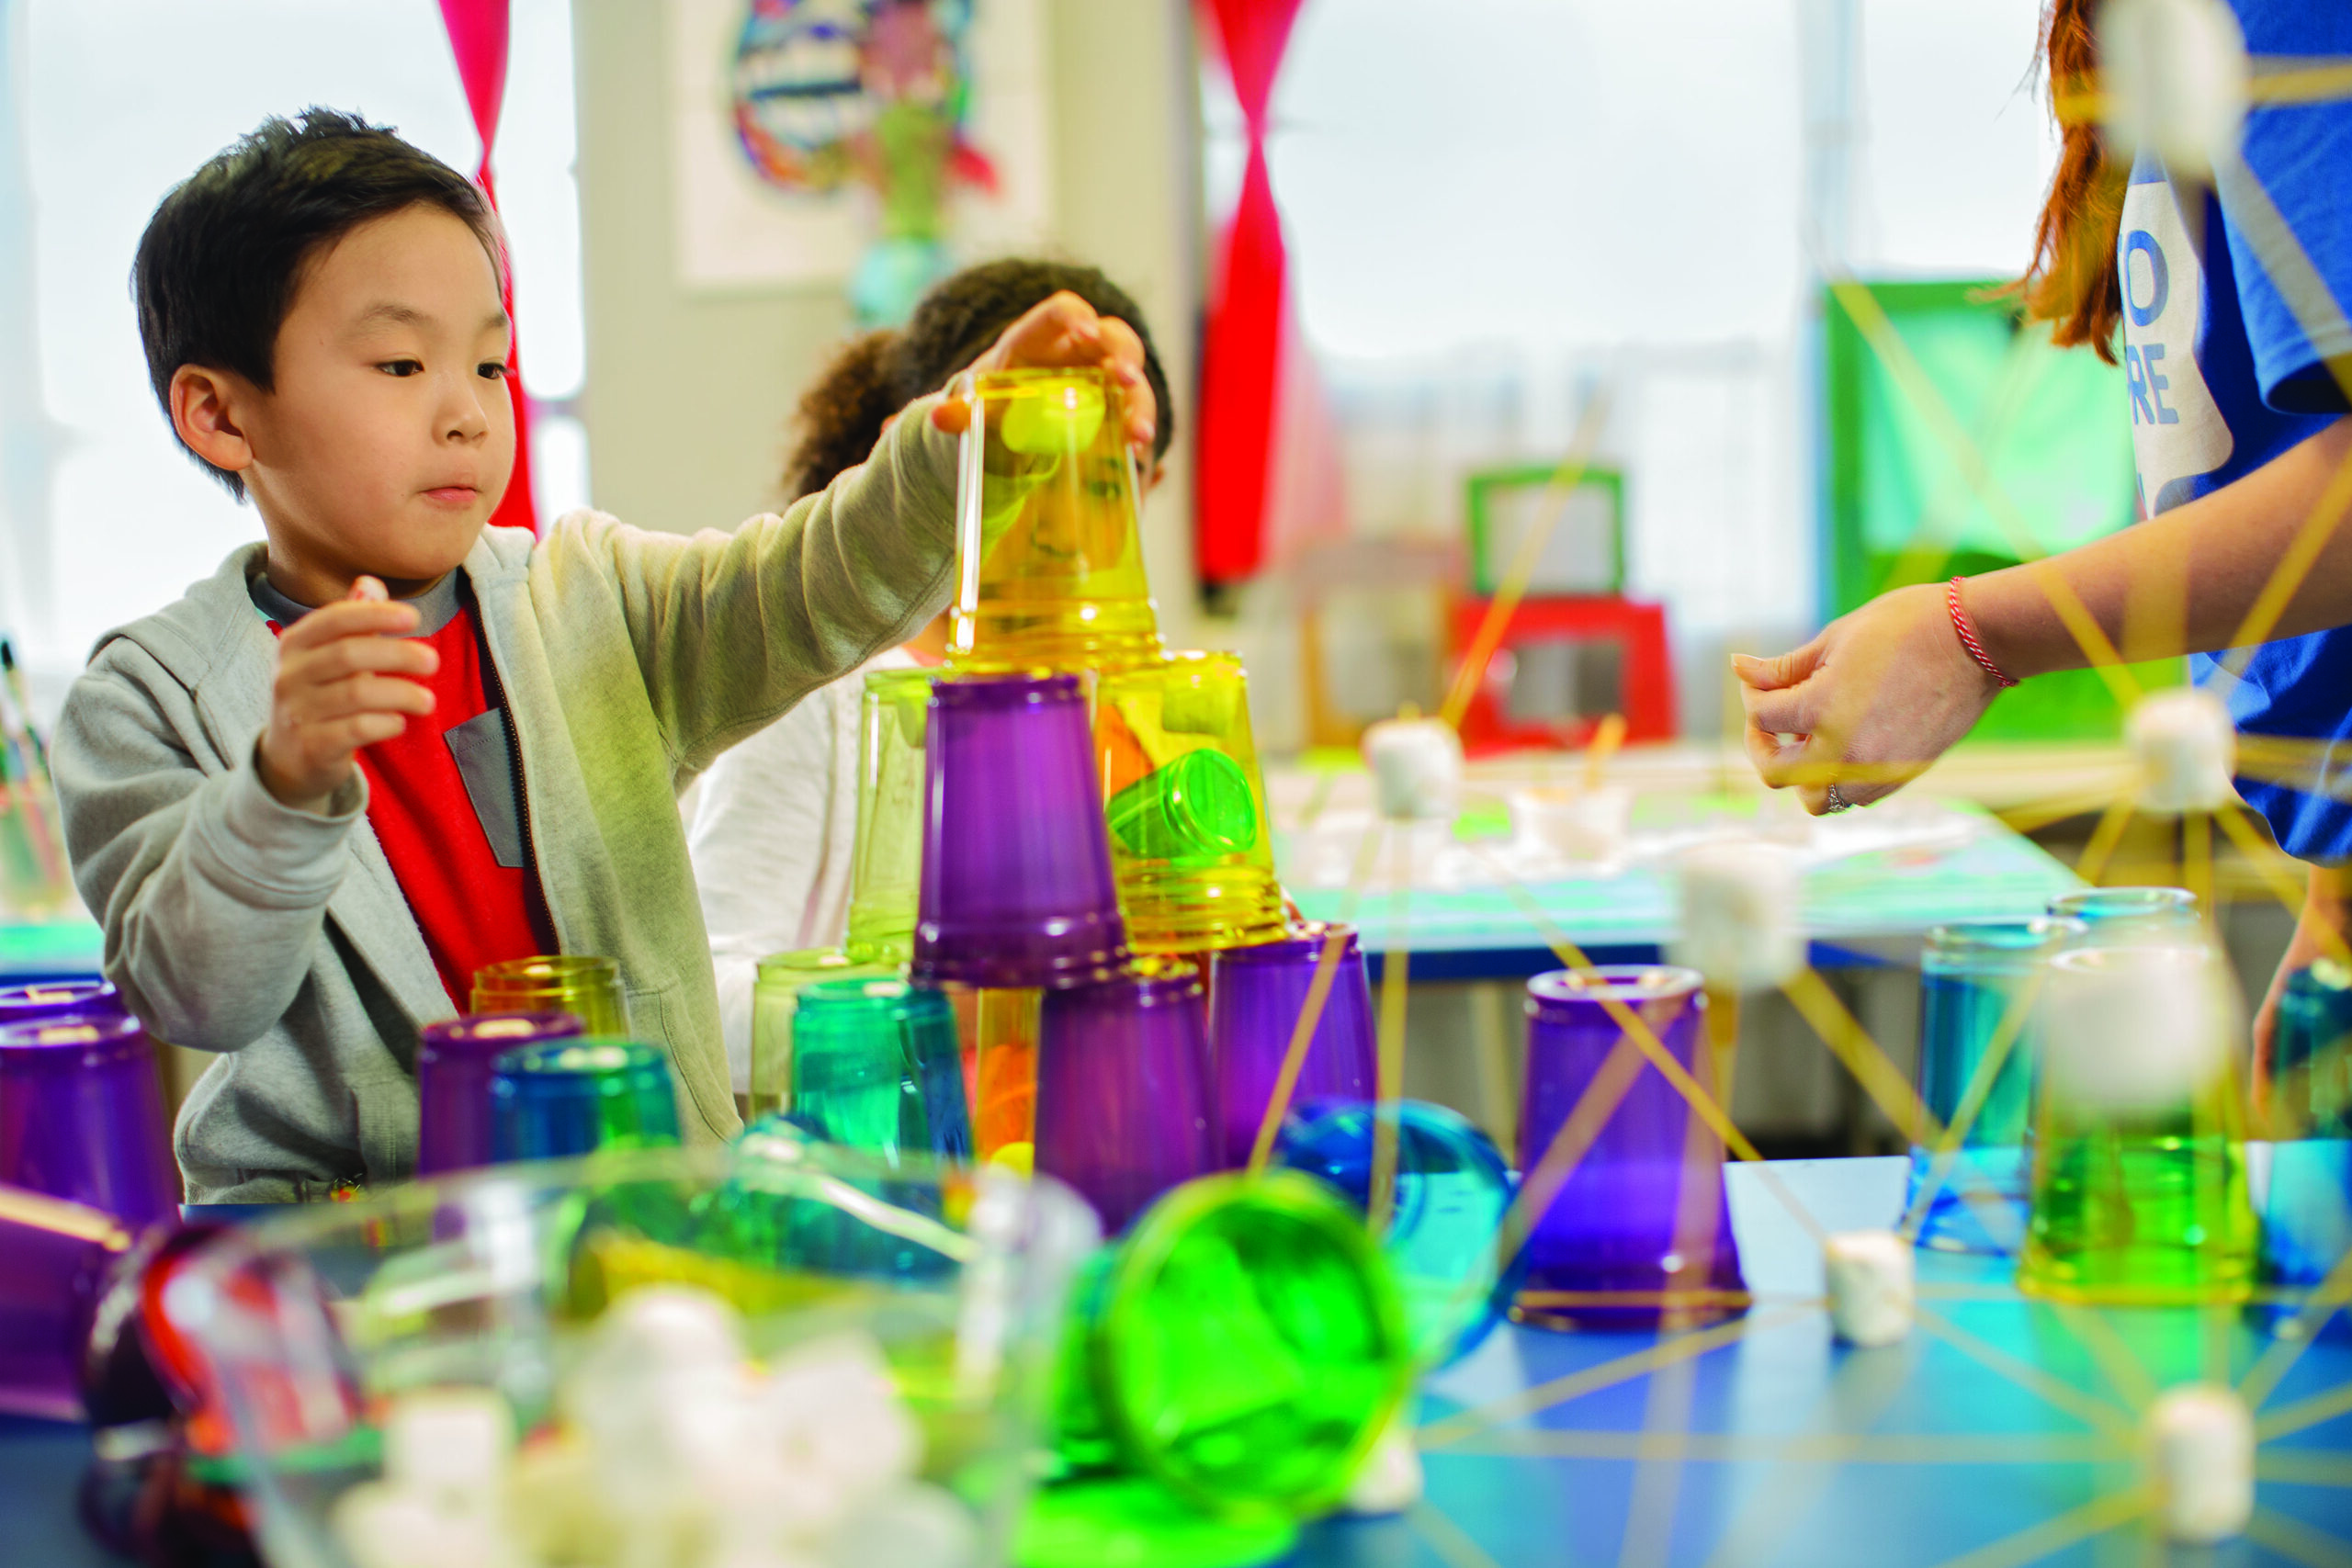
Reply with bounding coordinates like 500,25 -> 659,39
1821,279 -> 2178,739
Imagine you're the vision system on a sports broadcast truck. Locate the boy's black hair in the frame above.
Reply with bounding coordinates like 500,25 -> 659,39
132,107 -> 501,500
784,258 -> 1176,500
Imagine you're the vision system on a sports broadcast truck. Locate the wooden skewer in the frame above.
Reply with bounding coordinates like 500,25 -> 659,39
1582,712 -> 1626,794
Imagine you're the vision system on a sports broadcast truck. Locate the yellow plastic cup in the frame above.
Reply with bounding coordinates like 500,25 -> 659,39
469,955 -> 628,1039
1094,651 -> 1286,953
949,368 -> 1165,675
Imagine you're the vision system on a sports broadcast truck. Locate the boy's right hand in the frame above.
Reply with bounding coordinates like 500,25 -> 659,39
256,576 -> 436,813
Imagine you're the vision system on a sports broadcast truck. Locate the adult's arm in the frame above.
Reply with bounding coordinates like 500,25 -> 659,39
1740,416 -> 2352,811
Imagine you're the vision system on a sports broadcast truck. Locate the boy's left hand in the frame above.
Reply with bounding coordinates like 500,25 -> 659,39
930,291 -> 1157,455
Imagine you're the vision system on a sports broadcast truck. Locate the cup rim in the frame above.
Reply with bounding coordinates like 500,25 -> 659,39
419,1011 -> 585,1056
489,1038 -> 665,1079
1212,922 -> 1360,969
1924,916 -> 2087,955
931,671 -> 1082,707
0,1011 -> 145,1053
2047,886 -> 2199,921
1526,965 -> 1703,1006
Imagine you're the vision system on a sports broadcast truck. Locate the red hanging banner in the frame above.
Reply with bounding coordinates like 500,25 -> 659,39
1195,0 -> 1307,589
438,0 -> 538,536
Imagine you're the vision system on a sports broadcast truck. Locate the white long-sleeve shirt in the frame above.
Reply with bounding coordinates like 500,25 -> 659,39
684,648 -> 919,1092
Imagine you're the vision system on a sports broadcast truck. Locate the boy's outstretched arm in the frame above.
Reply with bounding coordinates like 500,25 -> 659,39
586,292 -> 1157,773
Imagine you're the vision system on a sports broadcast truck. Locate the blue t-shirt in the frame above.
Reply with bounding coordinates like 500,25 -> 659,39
2121,0 -> 2352,859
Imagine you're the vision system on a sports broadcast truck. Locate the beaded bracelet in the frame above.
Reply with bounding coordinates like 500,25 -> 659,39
1947,577 -> 2018,689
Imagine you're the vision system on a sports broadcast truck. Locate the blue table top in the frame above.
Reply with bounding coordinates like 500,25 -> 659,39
1286,802 -> 2084,976
7,1158 -> 2348,1566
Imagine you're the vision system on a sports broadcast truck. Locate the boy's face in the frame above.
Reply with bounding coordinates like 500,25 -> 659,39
238,204 -> 514,595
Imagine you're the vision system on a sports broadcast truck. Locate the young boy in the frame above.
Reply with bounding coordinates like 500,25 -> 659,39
51,108 -> 1154,1201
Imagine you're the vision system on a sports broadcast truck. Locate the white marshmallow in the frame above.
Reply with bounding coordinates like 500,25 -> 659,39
2099,0 -> 2249,181
764,1331 -> 922,1528
2128,687 -> 2237,815
825,1483 -> 977,1568
332,1483 -> 525,1568
1509,785 -> 1634,863
1342,1407 -> 1424,1516
2146,1382 -> 2254,1543
1672,840 -> 1804,992
2039,943 -> 2239,1111
1823,1230 -> 1914,1348
1362,718 -> 1464,821
380,1388 -> 514,1506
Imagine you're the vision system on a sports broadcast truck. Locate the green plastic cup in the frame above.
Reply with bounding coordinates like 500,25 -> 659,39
846,667 -> 939,966
1055,1172 -> 1411,1518
788,977 -> 971,1160
747,949 -> 893,1119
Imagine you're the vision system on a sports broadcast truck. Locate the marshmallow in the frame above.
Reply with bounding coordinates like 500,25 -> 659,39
2128,687 -> 2237,815
1509,784 -> 1634,863
332,1482 -> 525,1568
1342,1407 -> 1424,1516
2146,1382 -> 2254,1543
825,1483 -> 977,1568
380,1388 -> 514,1506
1673,840 -> 1804,991
1823,1230 -> 1914,1348
2099,0 -> 2249,181
1362,718 -> 1464,821
2040,943 -> 2239,1111
764,1331 -> 922,1526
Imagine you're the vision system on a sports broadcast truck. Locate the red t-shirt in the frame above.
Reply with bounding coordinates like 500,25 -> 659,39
257,575 -> 552,1005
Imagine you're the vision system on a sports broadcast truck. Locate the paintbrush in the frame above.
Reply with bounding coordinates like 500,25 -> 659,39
0,637 -> 70,893
0,639 -> 46,774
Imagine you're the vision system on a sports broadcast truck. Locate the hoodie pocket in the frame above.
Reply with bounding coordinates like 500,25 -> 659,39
351,1074 -> 422,1186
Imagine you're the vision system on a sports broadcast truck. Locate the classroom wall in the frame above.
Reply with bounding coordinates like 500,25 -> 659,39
571,0 -> 1202,651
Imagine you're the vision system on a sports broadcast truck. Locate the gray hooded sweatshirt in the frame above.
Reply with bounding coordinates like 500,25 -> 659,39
50,402 -> 958,1201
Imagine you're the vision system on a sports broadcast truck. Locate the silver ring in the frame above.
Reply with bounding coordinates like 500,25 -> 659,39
1824,783 -> 1855,814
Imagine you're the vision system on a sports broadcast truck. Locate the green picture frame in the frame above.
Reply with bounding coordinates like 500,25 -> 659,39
1464,464 -> 1626,599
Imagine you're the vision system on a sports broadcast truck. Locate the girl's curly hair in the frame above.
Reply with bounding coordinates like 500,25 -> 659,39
783,257 -> 1175,499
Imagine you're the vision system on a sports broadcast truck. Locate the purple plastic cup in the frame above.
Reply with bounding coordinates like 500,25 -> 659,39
910,673 -> 1130,989
1035,957 -> 1215,1235
1517,966 -> 1746,1329
1207,923 -> 1376,1168
0,980 -> 125,1028
0,1182 -> 134,1419
0,1015 -> 178,1228
416,1011 -> 587,1175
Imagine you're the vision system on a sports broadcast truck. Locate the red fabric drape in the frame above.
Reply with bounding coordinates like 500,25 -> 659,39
438,0 -> 538,536
1195,0 -> 1307,589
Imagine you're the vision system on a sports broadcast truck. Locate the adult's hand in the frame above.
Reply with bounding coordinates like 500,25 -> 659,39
1734,581 -> 2004,814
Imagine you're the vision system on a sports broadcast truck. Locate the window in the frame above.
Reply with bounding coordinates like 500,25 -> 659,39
2,0 -> 586,694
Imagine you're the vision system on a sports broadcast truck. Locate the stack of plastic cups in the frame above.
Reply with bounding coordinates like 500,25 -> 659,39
787,977 -> 972,1161
0,980 -> 126,1027
1276,1098 -> 1519,1366
747,949 -> 892,1121
1035,957 -> 1216,1236
844,666 -> 939,966
0,1014 -> 178,1229
1515,966 -> 1747,1328
470,954 -> 629,1038
1095,652 -> 1286,955
2019,942 -> 2258,1304
945,367 -> 1165,675
2048,885 -> 2200,943
488,1040 -> 682,1162
415,1012 -> 585,1175
1206,923 -> 1375,1168
2258,960 -> 2352,1338
1034,1172 -> 1411,1564
1907,918 -> 2083,1255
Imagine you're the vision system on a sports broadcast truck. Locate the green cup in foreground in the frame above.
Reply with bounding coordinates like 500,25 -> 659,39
1052,1171 -> 1411,1520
